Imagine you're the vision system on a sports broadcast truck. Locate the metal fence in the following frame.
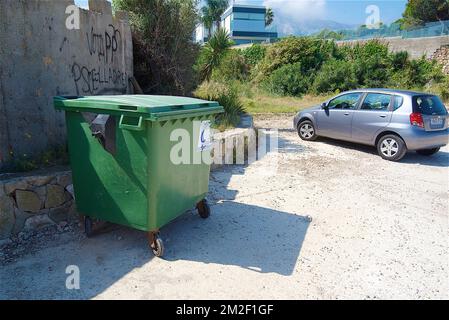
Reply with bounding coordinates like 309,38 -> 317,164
340,20 -> 449,41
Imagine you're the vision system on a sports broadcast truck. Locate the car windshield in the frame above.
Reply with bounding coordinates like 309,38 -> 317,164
413,95 -> 448,115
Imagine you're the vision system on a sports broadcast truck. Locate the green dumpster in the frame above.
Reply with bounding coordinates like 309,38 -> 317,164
54,95 -> 224,257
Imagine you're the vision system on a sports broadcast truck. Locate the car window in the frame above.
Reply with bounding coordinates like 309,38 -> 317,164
327,93 -> 363,110
361,93 -> 392,111
413,95 -> 448,115
393,96 -> 404,110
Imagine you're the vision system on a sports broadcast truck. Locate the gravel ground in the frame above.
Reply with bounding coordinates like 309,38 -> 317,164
1,114 -> 448,300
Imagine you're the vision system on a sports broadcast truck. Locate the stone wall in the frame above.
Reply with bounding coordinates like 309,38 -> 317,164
432,45 -> 449,75
0,170 -> 76,240
0,0 -> 134,171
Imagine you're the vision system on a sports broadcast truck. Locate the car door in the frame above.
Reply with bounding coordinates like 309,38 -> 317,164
316,92 -> 363,139
352,93 -> 393,144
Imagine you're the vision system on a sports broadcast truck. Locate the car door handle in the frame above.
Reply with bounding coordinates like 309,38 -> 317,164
379,115 -> 387,118
344,113 -> 350,116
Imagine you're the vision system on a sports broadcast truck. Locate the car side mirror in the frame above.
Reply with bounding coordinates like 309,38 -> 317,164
321,103 -> 328,110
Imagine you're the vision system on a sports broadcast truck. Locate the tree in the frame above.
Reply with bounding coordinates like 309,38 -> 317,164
113,0 -> 200,95
401,0 -> 449,29
265,8 -> 274,27
197,28 -> 233,81
201,0 -> 229,38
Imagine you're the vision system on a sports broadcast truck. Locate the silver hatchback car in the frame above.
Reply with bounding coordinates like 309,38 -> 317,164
293,89 -> 449,161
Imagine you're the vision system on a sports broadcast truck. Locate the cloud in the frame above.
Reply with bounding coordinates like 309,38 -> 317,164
262,0 -> 327,35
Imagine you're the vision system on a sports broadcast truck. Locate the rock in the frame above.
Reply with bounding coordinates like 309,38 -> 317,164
4,179 -> 29,195
66,184 -> 75,199
15,190 -> 42,212
0,238 -> 12,247
0,184 -> 5,197
24,214 -> 54,230
0,196 -> 15,239
45,184 -> 66,208
57,173 -> 72,188
48,203 -> 71,223
67,203 -> 79,221
12,208 -> 33,235
59,221 -> 68,228
34,185 -> 47,202
28,175 -> 54,187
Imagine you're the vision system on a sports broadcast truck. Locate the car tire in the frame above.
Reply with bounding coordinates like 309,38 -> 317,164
416,148 -> 440,156
298,120 -> 317,141
377,134 -> 407,161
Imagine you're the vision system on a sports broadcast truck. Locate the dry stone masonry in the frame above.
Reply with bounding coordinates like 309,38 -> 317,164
432,45 -> 449,74
0,170 -> 76,240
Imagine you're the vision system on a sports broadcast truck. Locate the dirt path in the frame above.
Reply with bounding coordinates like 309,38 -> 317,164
1,114 -> 448,299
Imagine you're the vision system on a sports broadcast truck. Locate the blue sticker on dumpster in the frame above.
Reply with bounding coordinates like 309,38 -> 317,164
198,121 -> 212,152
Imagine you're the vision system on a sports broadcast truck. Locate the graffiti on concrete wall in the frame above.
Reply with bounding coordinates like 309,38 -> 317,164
71,24 -> 128,95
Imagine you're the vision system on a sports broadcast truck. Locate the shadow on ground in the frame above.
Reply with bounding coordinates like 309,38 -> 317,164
0,161 -> 309,299
316,137 -> 449,167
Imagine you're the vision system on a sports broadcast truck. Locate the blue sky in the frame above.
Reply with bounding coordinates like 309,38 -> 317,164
75,0 -> 408,33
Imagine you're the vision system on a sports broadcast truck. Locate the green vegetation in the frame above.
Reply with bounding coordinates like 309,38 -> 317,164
2,145 -> 69,174
201,0 -> 229,37
113,0 -> 200,95
194,81 -> 245,129
196,28 -> 234,81
400,0 -> 449,29
265,8 -> 274,27
193,36 -> 449,117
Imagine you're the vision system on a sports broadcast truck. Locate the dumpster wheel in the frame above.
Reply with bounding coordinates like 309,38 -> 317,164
197,199 -> 211,219
149,232 -> 164,257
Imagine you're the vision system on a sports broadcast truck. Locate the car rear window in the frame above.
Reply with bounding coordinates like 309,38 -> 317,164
413,95 -> 448,115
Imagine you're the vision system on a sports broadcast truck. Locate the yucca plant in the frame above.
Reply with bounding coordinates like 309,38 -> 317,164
194,81 -> 245,128
199,28 -> 234,81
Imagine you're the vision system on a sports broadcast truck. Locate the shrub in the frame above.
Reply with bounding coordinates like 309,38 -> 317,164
241,44 -> 267,67
211,50 -> 249,82
263,62 -> 311,97
194,81 -> 246,127
113,0 -> 200,95
255,37 -> 338,80
312,59 -> 358,94
195,28 -> 234,82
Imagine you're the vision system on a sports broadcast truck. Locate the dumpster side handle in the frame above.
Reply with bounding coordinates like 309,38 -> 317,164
119,115 -> 144,131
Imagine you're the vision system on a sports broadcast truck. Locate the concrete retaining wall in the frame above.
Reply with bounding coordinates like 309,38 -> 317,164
337,36 -> 449,59
0,0 -> 133,171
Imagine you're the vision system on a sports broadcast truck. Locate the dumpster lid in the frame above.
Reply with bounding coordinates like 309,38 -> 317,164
54,95 -> 224,120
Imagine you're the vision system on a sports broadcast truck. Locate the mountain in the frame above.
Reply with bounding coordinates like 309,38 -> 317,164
276,19 -> 358,36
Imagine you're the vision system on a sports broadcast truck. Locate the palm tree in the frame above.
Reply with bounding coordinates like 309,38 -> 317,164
201,0 -> 229,38
200,28 -> 233,81
265,7 -> 274,27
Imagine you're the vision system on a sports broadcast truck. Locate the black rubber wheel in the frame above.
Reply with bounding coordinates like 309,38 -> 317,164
298,120 -> 318,141
84,216 -> 93,238
197,199 -> 211,219
151,237 -> 164,258
416,148 -> 440,156
377,134 -> 407,161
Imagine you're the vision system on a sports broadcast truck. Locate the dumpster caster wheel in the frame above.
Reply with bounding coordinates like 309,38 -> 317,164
197,199 -> 210,219
84,216 -> 93,238
150,235 -> 164,258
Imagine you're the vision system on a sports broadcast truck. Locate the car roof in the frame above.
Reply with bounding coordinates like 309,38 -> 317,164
343,88 -> 433,96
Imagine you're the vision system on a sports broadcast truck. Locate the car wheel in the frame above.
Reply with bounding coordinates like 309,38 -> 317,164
416,148 -> 440,156
298,120 -> 317,141
377,134 -> 407,161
